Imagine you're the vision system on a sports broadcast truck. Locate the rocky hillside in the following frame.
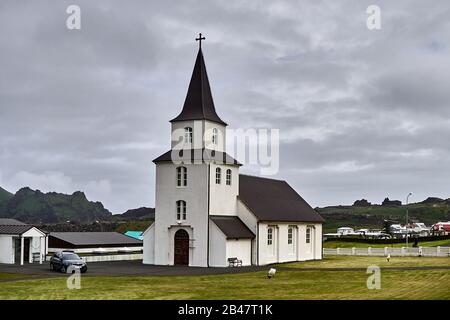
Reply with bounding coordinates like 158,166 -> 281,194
318,197 -> 450,233
0,187 -> 112,224
0,187 -> 13,203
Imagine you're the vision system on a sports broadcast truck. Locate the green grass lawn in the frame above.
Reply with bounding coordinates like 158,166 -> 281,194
1,256 -> 450,300
277,255 -> 450,269
0,273 -> 33,281
323,239 -> 450,248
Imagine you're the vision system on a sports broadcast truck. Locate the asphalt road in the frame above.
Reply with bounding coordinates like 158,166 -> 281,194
0,260 -> 266,279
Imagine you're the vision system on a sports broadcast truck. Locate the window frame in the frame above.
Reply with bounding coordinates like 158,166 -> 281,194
288,227 -> 293,245
212,128 -> 218,145
226,169 -> 232,186
267,227 -> 273,246
176,200 -> 187,221
306,227 -> 311,244
184,127 -> 193,144
176,166 -> 187,187
215,167 -> 221,184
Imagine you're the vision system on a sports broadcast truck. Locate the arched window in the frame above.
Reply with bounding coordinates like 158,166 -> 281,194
212,128 -> 218,145
215,167 -> 221,184
226,169 -> 232,186
184,127 -> 193,144
176,200 -> 186,221
176,166 -> 187,187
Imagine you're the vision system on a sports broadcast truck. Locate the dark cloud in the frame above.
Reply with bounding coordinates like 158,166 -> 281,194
1,0 -> 449,212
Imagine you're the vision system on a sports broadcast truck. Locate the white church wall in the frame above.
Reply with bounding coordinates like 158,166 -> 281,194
258,222 -> 323,265
226,239 -> 252,266
0,235 -> 13,264
209,163 -> 239,215
153,162 -> 209,266
236,200 -> 258,264
143,223 -> 155,264
209,221 -> 227,267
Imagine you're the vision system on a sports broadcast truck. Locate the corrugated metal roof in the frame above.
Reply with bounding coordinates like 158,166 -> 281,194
0,225 -> 33,235
124,231 -> 144,241
239,174 -> 325,223
210,216 -> 255,239
49,232 -> 143,246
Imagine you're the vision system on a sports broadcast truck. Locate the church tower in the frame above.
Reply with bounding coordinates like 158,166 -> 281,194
149,35 -> 241,267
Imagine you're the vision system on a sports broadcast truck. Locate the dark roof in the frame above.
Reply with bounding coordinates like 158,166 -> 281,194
0,218 -> 27,225
170,48 -> 227,125
0,224 -> 33,235
49,232 -> 142,246
239,174 -> 325,223
210,216 -> 255,239
153,148 -> 241,166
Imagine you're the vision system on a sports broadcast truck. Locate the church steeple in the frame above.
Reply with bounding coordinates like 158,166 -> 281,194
170,37 -> 227,126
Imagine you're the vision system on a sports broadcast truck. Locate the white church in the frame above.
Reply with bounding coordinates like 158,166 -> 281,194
143,39 -> 324,267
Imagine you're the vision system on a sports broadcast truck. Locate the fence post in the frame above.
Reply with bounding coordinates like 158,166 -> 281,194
336,248 -> 340,255
368,247 -> 372,255
418,246 -> 423,257
437,246 -> 441,257
352,247 -> 356,255
401,247 -> 405,257
384,247 -> 388,256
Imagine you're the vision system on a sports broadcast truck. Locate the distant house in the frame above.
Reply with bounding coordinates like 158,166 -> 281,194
48,232 -> 143,254
431,222 -> 450,235
0,218 -> 47,265
124,231 -> 144,241
337,227 -> 355,235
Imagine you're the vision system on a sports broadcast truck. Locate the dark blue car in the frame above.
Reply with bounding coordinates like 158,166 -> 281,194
50,251 -> 87,273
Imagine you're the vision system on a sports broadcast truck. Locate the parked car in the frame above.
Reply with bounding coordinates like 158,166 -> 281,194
50,251 -> 87,273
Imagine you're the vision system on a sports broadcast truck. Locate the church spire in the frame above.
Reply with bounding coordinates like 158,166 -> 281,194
170,35 -> 227,126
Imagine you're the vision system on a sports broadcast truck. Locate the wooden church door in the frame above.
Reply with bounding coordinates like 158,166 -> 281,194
174,229 -> 189,265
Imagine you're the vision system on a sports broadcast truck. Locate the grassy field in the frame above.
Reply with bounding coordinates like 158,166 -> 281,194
0,273 -> 32,281
0,256 -> 449,300
323,239 -> 450,248
277,255 -> 450,269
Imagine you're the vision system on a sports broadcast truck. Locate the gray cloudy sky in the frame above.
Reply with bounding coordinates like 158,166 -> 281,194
1,0 -> 449,213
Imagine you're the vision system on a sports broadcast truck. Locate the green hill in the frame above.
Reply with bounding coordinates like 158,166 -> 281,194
0,187 -> 112,224
0,187 -> 13,203
318,200 -> 450,233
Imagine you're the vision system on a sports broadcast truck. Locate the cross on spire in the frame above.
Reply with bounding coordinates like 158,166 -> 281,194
195,33 -> 205,49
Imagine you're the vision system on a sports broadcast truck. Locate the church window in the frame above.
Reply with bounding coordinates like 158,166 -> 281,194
215,167 -> 221,184
306,227 -> 311,244
212,128 -> 218,145
267,228 -> 273,245
184,127 -> 193,144
226,169 -> 232,185
288,227 -> 293,244
176,200 -> 186,221
176,166 -> 187,187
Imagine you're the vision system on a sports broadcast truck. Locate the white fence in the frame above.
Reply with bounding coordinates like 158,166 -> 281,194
323,246 -> 450,257
81,253 -> 143,263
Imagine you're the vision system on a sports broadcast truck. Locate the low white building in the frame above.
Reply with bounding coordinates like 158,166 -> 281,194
0,218 -> 47,265
143,44 -> 324,267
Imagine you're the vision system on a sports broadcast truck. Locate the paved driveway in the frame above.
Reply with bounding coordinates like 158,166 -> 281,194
0,260 -> 266,279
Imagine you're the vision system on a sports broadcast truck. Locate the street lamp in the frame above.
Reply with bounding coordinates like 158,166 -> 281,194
406,192 -> 413,247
